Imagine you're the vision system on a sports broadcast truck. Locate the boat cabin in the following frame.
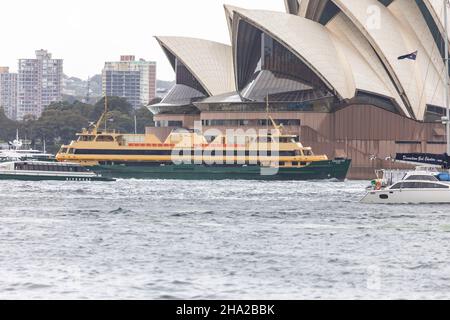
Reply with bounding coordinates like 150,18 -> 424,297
0,161 -> 89,173
389,181 -> 450,190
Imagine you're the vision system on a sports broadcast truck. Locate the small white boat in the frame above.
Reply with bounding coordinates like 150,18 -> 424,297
0,161 -> 115,182
361,168 -> 450,204
0,130 -> 54,162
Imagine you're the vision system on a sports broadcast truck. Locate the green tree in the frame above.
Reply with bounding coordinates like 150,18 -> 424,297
90,96 -> 133,120
0,107 -> 17,143
135,106 -> 155,133
0,97 -> 155,153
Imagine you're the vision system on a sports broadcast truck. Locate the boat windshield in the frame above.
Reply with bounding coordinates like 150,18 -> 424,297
390,182 -> 449,189
404,175 -> 438,181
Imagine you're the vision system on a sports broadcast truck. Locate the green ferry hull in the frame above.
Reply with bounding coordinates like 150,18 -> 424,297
93,159 -> 351,181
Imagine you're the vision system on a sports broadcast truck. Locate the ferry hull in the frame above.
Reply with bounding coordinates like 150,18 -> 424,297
0,173 -> 114,182
92,159 -> 351,181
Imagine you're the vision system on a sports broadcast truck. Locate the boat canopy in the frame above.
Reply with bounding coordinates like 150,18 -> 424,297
395,153 -> 450,169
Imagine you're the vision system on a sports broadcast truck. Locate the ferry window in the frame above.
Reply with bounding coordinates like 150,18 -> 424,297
292,162 -> 299,166
60,148 -> 68,153
279,151 -> 296,157
304,150 -> 313,156
68,149 -> 74,154
405,175 -> 438,181
79,136 -> 95,142
96,136 -> 114,142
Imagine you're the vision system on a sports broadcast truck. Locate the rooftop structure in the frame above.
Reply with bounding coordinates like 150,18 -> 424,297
102,56 -> 157,109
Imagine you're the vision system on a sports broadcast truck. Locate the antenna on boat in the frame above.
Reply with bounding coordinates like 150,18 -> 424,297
92,95 -> 110,134
265,93 -> 283,133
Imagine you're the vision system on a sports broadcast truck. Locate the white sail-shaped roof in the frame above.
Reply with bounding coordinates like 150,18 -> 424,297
231,7 -> 355,100
155,36 -> 236,96
386,0 -> 445,119
289,0 -> 450,119
224,5 -> 239,42
424,0 -> 450,44
230,7 -> 409,115
331,0 -> 444,120
326,12 -> 408,116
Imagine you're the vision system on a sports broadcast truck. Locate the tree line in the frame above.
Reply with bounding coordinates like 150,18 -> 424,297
0,97 -> 159,153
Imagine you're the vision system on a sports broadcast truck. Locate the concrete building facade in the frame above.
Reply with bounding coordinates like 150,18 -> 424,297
17,50 -> 63,120
0,67 -> 18,120
102,55 -> 157,109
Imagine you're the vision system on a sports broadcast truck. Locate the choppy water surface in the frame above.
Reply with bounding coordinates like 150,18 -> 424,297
1,179 -> 450,299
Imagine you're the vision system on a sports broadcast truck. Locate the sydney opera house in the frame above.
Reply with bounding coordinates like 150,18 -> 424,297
148,0 -> 450,179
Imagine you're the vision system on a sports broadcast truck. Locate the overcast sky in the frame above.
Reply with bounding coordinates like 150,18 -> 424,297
0,0 -> 284,81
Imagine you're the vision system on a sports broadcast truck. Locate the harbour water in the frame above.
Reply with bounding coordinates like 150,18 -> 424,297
1,179 -> 450,299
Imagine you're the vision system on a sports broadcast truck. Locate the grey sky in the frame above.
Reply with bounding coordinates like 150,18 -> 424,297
0,0 -> 284,81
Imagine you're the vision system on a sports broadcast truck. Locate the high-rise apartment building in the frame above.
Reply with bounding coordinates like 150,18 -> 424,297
17,50 -> 63,120
102,55 -> 156,109
0,67 -> 18,120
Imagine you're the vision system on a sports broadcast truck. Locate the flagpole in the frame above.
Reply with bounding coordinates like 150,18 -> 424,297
445,0 -> 450,155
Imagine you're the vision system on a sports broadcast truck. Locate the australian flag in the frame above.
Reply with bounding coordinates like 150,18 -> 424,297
398,50 -> 418,60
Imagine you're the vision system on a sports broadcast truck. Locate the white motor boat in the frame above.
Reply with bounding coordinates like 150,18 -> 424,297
0,161 -> 115,182
0,130 -> 54,162
361,0 -> 450,205
361,168 -> 450,204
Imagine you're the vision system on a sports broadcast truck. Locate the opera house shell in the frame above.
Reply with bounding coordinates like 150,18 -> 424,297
149,0 -> 450,179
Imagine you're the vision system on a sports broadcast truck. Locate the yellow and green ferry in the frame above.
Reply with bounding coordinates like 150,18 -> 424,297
56,110 -> 351,181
